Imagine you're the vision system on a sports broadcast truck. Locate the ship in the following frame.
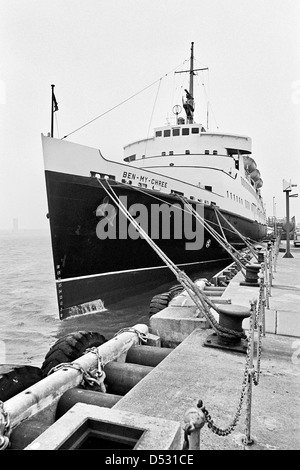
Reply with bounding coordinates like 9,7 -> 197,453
42,43 -> 267,319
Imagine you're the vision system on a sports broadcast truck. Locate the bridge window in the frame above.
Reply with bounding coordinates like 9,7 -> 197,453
213,150 -> 218,155
172,128 -> 180,136
182,128 -> 190,135
205,150 -> 210,155
155,131 -> 162,137
205,186 -> 212,192
192,127 -> 199,134
169,151 -> 174,155
185,150 -> 190,154
164,130 -> 171,137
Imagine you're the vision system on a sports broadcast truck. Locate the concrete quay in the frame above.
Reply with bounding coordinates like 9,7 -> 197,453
114,329 -> 300,450
5,243 -> 300,451
221,244 -> 300,337
132,242 -> 300,449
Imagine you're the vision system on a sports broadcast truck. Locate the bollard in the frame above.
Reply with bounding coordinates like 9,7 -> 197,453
204,304 -> 251,353
240,263 -> 261,287
257,248 -> 264,264
183,401 -> 206,450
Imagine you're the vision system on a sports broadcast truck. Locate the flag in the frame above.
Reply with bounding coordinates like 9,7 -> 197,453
52,91 -> 59,112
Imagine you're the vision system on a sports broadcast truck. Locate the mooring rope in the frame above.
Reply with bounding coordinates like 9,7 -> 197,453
97,178 -> 245,339
213,206 -> 258,260
176,195 -> 247,275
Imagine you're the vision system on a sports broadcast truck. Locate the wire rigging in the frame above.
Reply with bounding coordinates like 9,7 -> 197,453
61,60 -> 189,141
144,78 -> 162,156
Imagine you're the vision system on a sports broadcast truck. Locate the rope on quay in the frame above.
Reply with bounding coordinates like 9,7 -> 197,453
97,179 -> 247,340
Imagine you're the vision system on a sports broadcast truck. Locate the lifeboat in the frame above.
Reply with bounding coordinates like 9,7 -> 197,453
256,178 -> 263,189
249,169 -> 261,181
243,156 -> 257,173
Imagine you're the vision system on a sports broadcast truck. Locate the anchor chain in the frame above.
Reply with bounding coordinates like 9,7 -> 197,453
0,401 -> 10,451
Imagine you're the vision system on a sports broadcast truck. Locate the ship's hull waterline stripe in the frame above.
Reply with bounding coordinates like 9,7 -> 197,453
55,258 -> 228,284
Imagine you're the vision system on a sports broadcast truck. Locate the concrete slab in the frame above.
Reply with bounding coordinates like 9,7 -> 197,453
150,306 -> 208,347
25,403 -> 181,450
114,329 -> 300,450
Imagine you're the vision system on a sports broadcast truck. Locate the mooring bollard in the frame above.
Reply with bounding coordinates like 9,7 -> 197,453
240,263 -> 261,287
257,247 -> 264,264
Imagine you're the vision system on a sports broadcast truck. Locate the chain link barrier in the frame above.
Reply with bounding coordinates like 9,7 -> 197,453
190,299 -> 263,447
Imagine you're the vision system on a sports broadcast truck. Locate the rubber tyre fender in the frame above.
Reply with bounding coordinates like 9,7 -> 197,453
41,330 -> 107,377
149,292 -> 172,317
0,364 -> 43,401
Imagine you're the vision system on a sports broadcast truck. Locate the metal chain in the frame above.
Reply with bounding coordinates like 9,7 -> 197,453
84,347 -> 107,392
47,361 -> 103,388
0,401 -> 10,451
200,299 -> 262,437
114,327 -> 148,344
200,333 -> 252,436
253,300 -> 263,386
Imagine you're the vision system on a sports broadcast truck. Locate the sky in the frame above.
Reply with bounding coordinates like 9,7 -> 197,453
1,0 -> 300,231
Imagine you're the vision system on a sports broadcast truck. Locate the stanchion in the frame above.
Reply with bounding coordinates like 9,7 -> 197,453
182,401 -> 206,450
243,306 -> 256,446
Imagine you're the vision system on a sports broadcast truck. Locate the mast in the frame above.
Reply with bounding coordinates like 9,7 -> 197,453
176,43 -> 208,124
189,41 -> 194,99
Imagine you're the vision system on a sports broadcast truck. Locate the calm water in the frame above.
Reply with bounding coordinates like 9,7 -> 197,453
0,231 -> 226,368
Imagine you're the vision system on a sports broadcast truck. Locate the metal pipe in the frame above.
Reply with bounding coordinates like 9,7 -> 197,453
4,324 -> 149,431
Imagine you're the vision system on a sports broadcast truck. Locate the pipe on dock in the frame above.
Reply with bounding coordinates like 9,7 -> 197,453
203,286 -> 226,291
104,362 -> 153,395
56,388 -> 121,419
125,345 -> 172,367
4,324 -> 149,431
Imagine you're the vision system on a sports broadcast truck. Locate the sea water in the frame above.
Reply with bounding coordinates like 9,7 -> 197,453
0,231 -> 226,368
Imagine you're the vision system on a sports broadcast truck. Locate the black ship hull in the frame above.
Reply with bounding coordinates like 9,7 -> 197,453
45,170 -> 266,319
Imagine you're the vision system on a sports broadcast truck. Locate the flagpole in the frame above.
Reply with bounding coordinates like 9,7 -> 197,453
51,84 -> 55,138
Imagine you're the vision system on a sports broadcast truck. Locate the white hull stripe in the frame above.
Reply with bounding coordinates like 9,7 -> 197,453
56,258 -> 227,284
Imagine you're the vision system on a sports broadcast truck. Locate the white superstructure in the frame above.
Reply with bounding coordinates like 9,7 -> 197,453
123,123 -> 266,226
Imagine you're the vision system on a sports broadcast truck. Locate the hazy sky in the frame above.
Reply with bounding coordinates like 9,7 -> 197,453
1,0 -> 299,230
